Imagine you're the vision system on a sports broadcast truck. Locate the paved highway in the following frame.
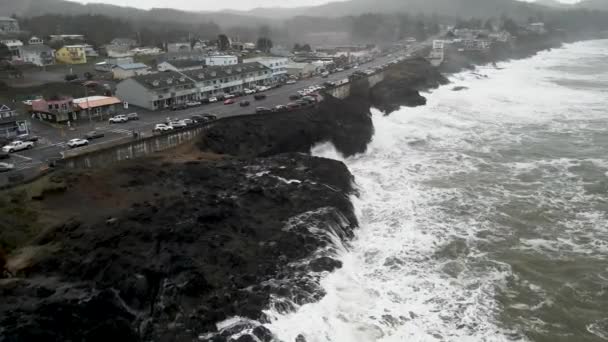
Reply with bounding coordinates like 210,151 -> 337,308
1,42 -> 429,179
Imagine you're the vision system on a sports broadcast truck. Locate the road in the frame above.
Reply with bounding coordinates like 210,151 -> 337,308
1,42 -> 430,180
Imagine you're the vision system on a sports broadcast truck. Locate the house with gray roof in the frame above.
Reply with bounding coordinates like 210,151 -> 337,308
112,62 -> 151,80
115,71 -> 199,110
182,62 -> 273,98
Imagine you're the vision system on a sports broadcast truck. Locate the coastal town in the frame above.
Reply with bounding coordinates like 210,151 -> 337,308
2,0 -> 608,341
0,12 -> 555,185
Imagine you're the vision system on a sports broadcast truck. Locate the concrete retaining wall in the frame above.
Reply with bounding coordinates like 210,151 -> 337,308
59,125 -> 208,168
326,71 -> 385,100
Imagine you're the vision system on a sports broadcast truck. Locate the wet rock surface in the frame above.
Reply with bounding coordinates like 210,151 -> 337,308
370,57 -> 449,114
201,95 -> 374,158
0,154 -> 357,342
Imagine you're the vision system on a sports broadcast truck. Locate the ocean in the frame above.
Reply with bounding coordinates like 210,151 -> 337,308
265,39 -> 608,342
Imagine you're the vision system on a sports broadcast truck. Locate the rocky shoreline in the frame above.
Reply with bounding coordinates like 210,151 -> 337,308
0,32 -> 591,342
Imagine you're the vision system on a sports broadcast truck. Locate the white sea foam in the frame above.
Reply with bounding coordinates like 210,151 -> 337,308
263,40 -> 608,342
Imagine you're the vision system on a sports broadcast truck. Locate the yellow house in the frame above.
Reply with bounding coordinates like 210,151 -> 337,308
55,45 -> 87,64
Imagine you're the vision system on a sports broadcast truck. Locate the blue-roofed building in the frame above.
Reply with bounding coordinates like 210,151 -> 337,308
112,62 -> 152,80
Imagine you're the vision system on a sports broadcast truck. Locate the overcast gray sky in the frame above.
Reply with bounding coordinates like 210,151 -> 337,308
72,0 -> 580,11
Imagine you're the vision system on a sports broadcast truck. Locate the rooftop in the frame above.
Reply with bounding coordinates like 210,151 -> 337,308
129,71 -> 196,90
163,59 -> 204,69
20,44 -> 53,53
181,62 -> 271,81
73,96 -> 121,110
115,63 -> 149,70
0,17 -> 17,22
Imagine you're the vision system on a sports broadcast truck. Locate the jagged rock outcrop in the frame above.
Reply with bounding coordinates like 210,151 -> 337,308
201,95 -> 374,158
370,57 -> 449,114
0,154 -> 357,342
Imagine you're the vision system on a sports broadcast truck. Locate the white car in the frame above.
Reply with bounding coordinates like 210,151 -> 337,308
154,124 -> 173,132
208,97 -> 218,103
186,101 -> 202,107
224,94 -> 236,99
169,120 -> 187,129
244,89 -> 254,95
2,140 -> 34,153
286,80 -> 296,85
67,138 -> 89,148
109,115 -> 128,124
0,162 -> 14,173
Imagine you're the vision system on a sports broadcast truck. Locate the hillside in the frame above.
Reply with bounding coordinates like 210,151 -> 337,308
577,0 -> 608,10
535,0 -> 571,8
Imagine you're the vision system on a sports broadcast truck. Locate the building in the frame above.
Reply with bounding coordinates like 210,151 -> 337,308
527,22 -> 547,35
157,60 -> 204,72
112,63 -> 151,80
73,96 -> 122,120
19,45 -> 55,67
286,62 -> 317,78
111,38 -> 137,48
489,31 -> 513,43
49,34 -> 85,42
205,55 -> 238,66
270,46 -> 292,57
0,17 -> 19,35
105,45 -> 134,58
83,44 -> 99,57
183,62 -> 272,99
428,40 -> 445,67
243,57 -> 288,82
156,51 -> 206,63
115,71 -> 199,111
1,39 -> 23,60
131,47 -> 162,56
30,97 -> 77,123
0,104 -> 26,138
462,39 -> 491,52
167,42 -> 191,53
28,36 -> 43,45
55,45 -> 87,64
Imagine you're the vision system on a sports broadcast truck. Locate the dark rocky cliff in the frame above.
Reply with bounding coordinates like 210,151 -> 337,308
0,154 -> 357,342
202,95 -> 374,158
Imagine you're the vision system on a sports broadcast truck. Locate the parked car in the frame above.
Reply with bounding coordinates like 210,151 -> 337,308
202,114 -> 218,122
244,88 -> 255,95
2,140 -> 34,153
169,121 -> 188,129
154,124 -> 173,132
84,131 -> 105,140
254,94 -> 267,101
321,72 -> 330,78
286,80 -> 296,85
273,105 -> 288,112
301,96 -> 316,104
240,101 -> 251,107
0,152 -> 9,160
190,115 -> 204,123
109,115 -> 128,124
224,94 -> 236,99
224,99 -> 235,105
289,94 -> 302,100
14,134 -> 39,142
186,101 -> 202,107
67,138 -> 89,148
255,107 -> 271,114
0,162 -> 14,173
209,97 -> 218,103
287,102 -> 301,110
126,113 -> 139,121
171,104 -> 188,111
181,119 -> 195,126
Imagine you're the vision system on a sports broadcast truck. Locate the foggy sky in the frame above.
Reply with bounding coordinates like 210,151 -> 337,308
71,0 -> 582,12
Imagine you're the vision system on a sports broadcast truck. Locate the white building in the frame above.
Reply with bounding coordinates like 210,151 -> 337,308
1,39 -> 23,60
19,45 -> 55,66
112,63 -> 151,80
205,55 -> 238,66
286,62 -> 317,78
527,22 -> 547,35
0,17 -> 19,34
243,57 -> 288,82
28,36 -> 43,45
115,71 -> 200,111
183,62 -> 273,99
131,47 -> 162,56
